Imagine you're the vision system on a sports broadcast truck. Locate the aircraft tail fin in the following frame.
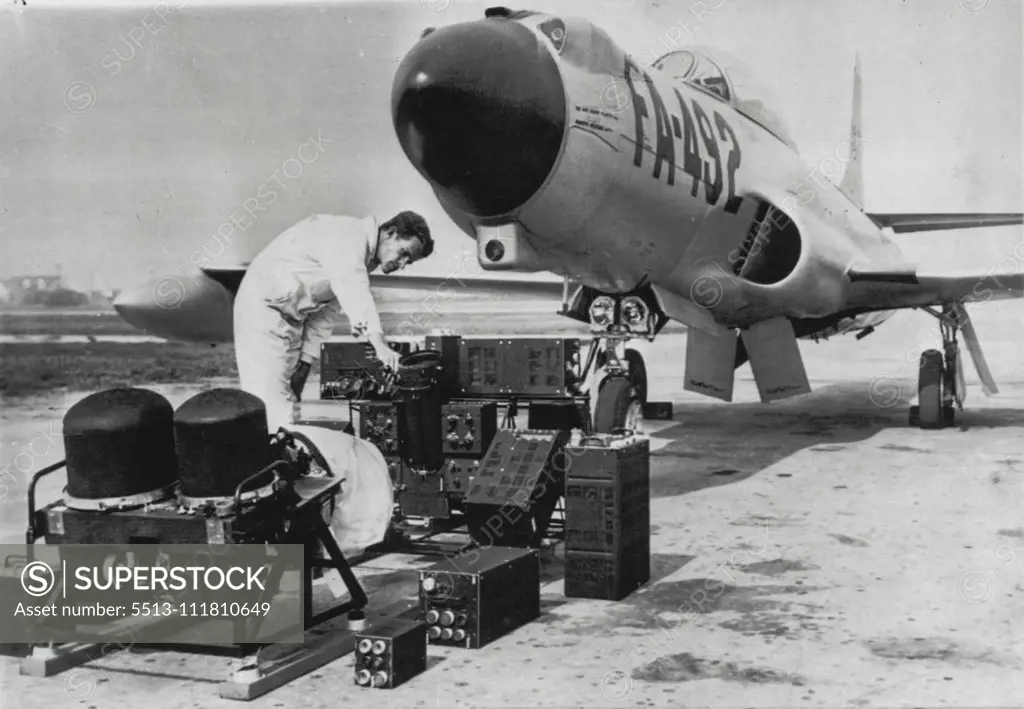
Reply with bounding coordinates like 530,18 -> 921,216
839,52 -> 865,208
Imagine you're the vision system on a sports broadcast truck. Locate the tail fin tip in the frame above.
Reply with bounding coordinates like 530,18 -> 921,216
840,52 -> 866,207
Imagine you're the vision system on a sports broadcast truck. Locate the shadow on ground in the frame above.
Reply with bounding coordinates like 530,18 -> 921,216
647,381 -> 1024,499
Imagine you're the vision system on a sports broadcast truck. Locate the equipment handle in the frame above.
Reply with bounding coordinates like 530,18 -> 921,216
26,460 -> 66,545
233,460 -> 288,510
284,430 -> 333,476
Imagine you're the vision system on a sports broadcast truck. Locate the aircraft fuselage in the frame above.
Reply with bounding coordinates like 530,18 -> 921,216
392,10 -> 905,332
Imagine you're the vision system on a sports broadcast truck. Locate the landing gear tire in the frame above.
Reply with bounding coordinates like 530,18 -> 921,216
917,349 -> 944,429
911,303 -> 971,430
594,376 -> 644,434
624,348 -> 648,405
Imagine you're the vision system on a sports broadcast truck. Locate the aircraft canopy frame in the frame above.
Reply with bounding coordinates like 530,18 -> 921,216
652,48 -> 798,150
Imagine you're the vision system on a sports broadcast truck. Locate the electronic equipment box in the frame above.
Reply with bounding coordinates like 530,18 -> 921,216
353,618 -> 427,689
400,468 -> 450,519
442,402 -> 498,457
320,341 -> 411,399
563,433 -> 650,601
351,400 -> 399,457
527,400 -> 590,432
442,458 -> 480,498
446,337 -> 582,397
464,429 -> 568,547
418,547 -> 540,649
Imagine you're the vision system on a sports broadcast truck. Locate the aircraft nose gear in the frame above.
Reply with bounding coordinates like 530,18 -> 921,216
584,337 -> 648,433
909,303 -> 965,429
594,376 -> 645,434
595,346 -> 648,405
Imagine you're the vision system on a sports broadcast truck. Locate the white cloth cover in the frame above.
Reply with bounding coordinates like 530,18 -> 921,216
285,424 -> 394,556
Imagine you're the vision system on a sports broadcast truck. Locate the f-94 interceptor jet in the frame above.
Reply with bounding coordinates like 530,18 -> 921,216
115,6 -> 1022,432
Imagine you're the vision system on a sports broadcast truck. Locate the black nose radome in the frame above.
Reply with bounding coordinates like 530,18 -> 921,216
392,19 -> 566,218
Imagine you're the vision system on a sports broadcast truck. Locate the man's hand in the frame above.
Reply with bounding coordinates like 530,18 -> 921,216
368,333 -> 403,373
374,345 -> 402,373
290,360 -> 312,401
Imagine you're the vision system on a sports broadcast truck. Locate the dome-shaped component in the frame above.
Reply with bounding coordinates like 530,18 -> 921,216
173,388 -> 273,500
62,387 -> 178,502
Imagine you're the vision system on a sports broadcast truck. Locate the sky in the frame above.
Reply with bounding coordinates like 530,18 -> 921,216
0,0 -> 1021,293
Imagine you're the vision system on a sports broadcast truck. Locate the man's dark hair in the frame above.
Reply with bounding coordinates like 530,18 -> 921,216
382,210 -> 434,258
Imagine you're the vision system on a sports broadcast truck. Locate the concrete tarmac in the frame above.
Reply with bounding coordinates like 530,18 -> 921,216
0,302 -> 1021,708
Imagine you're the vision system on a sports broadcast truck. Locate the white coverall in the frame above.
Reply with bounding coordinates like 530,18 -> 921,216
233,214 -> 384,431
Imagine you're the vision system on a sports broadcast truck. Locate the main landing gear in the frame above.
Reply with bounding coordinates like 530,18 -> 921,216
909,304 -> 964,429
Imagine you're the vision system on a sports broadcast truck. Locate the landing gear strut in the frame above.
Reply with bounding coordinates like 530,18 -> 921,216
909,304 -> 963,429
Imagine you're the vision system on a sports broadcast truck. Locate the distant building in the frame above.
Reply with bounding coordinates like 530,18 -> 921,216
0,273 -> 92,307
3,274 -> 65,302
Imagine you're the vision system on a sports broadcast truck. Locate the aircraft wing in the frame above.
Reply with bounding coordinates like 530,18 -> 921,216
114,266 -> 571,344
202,266 -> 568,300
866,212 -> 1023,233
847,266 -> 1024,308
847,211 -> 1023,307
369,273 -> 568,299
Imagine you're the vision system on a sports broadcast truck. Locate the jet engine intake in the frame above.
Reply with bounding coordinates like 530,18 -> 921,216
731,200 -> 803,285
